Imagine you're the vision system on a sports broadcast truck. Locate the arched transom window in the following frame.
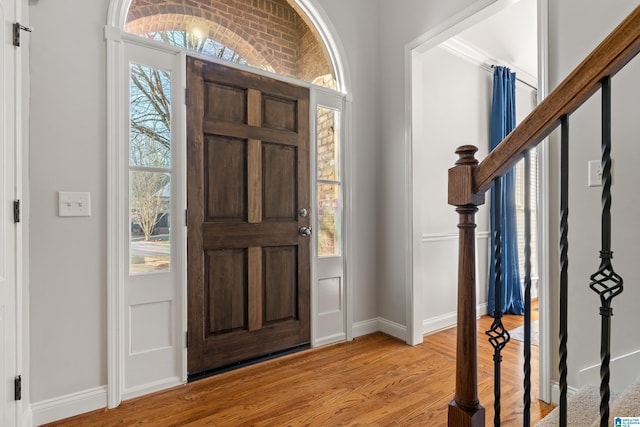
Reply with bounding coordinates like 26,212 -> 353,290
125,0 -> 337,89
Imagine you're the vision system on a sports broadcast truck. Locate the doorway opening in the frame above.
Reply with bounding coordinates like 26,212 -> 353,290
407,0 -> 550,402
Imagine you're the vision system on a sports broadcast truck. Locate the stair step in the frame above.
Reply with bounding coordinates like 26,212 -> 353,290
608,377 -> 640,422
534,386 -> 620,427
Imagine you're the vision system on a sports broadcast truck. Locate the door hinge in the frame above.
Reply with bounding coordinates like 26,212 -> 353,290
185,332 -> 189,348
185,209 -> 188,226
13,200 -> 20,223
14,375 -> 22,401
13,23 -> 33,47
184,88 -> 189,105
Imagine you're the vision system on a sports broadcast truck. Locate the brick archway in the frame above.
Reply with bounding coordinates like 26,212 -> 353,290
125,0 -> 336,88
125,12 -> 277,74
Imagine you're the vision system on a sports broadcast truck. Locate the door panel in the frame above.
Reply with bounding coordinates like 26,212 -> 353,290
204,83 -> 247,123
205,249 -> 247,334
205,136 -> 247,221
187,58 -> 310,375
263,95 -> 298,131
263,246 -> 298,323
263,143 -> 296,220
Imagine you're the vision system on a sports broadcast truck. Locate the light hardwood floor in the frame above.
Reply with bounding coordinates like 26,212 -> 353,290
45,313 -> 553,426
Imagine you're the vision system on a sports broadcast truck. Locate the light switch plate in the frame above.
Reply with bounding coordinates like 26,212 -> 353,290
588,160 -> 602,187
59,192 -> 91,217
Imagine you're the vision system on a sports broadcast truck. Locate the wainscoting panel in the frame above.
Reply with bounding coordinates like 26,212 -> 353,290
130,301 -> 172,354
420,232 -> 490,335
316,277 -> 345,343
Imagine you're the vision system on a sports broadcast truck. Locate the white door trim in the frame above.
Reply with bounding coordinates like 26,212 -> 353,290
15,0 -> 29,419
404,0 -> 551,401
536,0 -> 552,403
105,25 -> 126,409
2,0 -> 29,423
404,0 -> 514,347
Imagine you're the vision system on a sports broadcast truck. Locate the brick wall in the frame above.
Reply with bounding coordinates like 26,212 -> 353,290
126,0 -> 335,87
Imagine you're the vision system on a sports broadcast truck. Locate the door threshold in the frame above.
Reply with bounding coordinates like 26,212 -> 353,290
188,342 -> 311,382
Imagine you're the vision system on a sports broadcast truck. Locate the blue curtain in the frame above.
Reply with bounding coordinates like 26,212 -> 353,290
487,66 -> 524,316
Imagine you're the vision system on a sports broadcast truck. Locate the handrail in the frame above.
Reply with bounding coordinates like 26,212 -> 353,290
473,5 -> 640,195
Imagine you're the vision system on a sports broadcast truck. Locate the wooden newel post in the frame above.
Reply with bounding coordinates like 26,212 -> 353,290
447,145 -> 486,427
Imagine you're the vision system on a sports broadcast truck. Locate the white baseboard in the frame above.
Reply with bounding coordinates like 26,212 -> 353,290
352,318 -> 380,338
551,381 -> 579,405
476,302 -> 488,317
31,386 -> 107,426
378,317 -> 407,340
22,406 -> 33,427
579,348 -> 640,393
31,377 -> 185,425
352,317 -> 407,342
422,303 -> 489,335
314,332 -> 347,348
423,311 -> 457,334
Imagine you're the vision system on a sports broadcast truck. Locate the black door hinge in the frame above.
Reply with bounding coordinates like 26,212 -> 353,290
185,88 -> 189,105
13,200 -> 20,223
14,375 -> 22,401
13,23 -> 33,47
185,209 -> 188,227
185,332 -> 189,349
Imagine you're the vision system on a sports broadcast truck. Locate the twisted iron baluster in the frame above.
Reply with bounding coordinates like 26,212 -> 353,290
523,150 -> 532,426
487,177 -> 510,427
559,115 -> 570,427
589,76 -> 623,427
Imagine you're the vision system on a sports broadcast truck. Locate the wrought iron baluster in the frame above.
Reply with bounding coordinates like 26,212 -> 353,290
589,76 -> 623,427
559,115 -> 570,427
523,150 -> 532,427
487,177 -> 510,427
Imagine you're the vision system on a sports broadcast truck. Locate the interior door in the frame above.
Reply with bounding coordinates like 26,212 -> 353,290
1,0 -> 19,424
186,58 -> 311,376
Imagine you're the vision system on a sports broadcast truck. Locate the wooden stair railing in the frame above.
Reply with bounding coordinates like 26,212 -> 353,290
447,5 -> 640,427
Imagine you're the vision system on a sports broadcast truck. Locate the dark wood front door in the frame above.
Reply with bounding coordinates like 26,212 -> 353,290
186,57 -> 310,375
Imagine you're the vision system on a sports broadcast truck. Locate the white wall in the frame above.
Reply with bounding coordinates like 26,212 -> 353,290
412,46 -> 492,332
29,0 -> 109,403
317,0 -> 380,327
376,0 -> 479,328
548,0 -> 640,390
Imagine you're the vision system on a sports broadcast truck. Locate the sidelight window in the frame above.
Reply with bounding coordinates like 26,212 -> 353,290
316,106 -> 341,257
129,63 -> 173,274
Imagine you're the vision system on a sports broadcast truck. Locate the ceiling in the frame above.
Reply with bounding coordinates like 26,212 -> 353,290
456,0 -> 538,81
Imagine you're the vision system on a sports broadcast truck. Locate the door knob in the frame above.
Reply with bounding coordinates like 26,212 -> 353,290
299,208 -> 310,218
299,226 -> 312,237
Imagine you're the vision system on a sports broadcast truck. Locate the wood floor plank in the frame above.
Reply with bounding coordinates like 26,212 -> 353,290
44,312 -> 554,426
